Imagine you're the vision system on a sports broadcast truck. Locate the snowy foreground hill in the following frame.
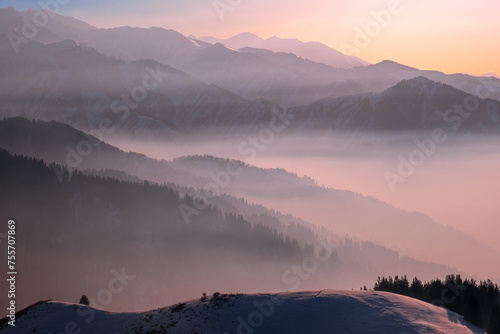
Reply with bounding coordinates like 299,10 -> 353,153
1,290 -> 485,334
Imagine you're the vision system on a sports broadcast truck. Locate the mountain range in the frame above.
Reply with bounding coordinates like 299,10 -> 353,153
2,30 -> 500,141
1,6 -> 500,330
1,7 -> 500,119
1,117 -> 499,284
0,145 -> 460,312
197,32 -> 369,69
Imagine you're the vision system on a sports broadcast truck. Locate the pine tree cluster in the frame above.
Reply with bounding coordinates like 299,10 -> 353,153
374,274 -> 500,333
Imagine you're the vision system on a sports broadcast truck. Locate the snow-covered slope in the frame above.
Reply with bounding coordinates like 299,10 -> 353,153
198,32 -> 370,69
1,290 -> 485,334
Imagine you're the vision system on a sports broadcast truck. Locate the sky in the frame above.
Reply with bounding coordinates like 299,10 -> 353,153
1,0 -> 499,75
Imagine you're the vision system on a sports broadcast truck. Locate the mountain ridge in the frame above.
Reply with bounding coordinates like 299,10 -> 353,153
289,76 -> 500,134
197,32 -> 370,69
2,7 -> 500,110
3,117 -> 497,281
0,291 -> 485,333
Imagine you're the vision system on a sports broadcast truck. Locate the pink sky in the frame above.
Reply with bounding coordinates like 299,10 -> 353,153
63,0 -> 500,75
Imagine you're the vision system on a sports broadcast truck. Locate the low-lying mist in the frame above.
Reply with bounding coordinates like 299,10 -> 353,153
2,148 -> 457,313
109,132 -> 500,279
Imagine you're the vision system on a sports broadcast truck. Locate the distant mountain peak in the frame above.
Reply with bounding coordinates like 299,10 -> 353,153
373,60 -> 418,71
386,76 -> 442,95
376,59 -> 400,66
481,72 -> 500,79
402,75 -> 436,84
198,33 -> 369,69
21,8 -> 38,15
231,32 -> 262,40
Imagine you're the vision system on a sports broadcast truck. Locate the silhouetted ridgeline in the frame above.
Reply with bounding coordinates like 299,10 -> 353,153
374,274 -> 500,333
2,117 -> 499,284
0,148 -> 332,309
0,148 -> 455,311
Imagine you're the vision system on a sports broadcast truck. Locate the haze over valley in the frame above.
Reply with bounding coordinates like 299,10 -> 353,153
0,3 -> 499,333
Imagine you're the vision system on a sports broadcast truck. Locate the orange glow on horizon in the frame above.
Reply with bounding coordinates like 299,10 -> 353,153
65,0 -> 500,76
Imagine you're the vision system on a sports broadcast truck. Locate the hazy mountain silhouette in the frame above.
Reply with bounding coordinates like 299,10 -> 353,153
167,153 -> 500,279
0,33 -> 276,139
289,76 -> 500,134
0,148 -> 457,312
2,36 -> 500,140
1,6 -> 499,322
2,117 -> 494,280
198,32 -> 369,69
2,7 -> 499,107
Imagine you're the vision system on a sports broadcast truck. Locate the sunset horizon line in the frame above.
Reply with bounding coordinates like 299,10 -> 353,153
2,3 -> 499,77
